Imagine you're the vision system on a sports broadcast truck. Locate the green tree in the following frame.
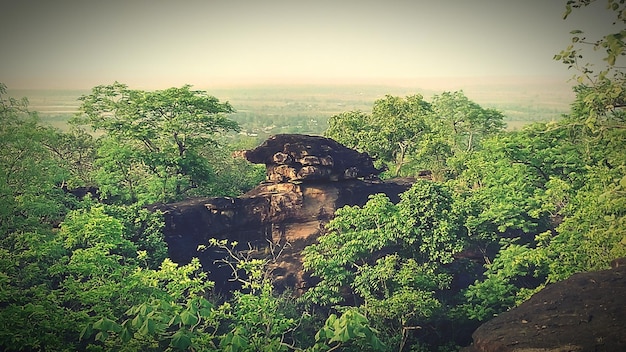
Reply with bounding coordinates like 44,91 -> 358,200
0,230 -> 83,351
543,165 -> 626,282
406,91 -> 506,181
555,0 -> 626,132
369,95 -> 431,176
302,181 -> 465,350
325,110 -> 370,151
0,202 -> 171,351
85,238 -> 385,352
194,139 -> 266,198
429,91 -> 505,154
325,95 -> 430,176
325,92 -> 505,179
42,126 -> 96,189
0,83 -> 71,233
527,0 -> 626,281
454,122 -> 584,242
91,136 -> 153,203
76,83 -> 239,202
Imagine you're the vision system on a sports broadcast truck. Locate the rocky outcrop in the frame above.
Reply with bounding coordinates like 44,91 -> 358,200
463,258 -> 626,352
153,134 -> 412,293
243,134 -> 383,182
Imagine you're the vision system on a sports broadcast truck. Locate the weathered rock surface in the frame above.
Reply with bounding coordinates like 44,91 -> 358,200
243,134 -> 383,182
153,134 -> 412,293
463,258 -> 626,352
156,179 -> 412,292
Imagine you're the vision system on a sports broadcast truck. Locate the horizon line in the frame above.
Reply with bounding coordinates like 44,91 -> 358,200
5,74 -> 575,92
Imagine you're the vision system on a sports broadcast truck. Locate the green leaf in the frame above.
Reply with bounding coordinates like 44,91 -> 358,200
231,333 -> 248,349
131,314 -> 143,329
139,318 -> 156,336
330,326 -> 351,343
315,327 -> 330,341
92,317 -> 112,331
139,303 -> 153,316
120,327 -> 133,343
563,4 -> 572,19
110,321 -> 122,333
95,331 -> 109,342
180,310 -> 199,327
170,330 -> 192,350
168,314 -> 182,327
79,324 -> 93,341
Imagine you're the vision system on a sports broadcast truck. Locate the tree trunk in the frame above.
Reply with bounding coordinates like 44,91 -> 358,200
394,142 -> 407,176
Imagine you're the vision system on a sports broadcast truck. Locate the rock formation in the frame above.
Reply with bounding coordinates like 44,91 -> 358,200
243,133 -> 383,182
463,257 -> 626,352
153,134 -> 412,293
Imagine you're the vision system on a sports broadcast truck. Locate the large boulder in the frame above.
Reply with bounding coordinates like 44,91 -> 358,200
243,134 -> 383,182
154,179 -> 413,293
152,134 -> 413,293
463,258 -> 626,352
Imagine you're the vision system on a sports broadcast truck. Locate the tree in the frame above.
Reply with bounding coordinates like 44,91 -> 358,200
325,92 -> 505,179
555,0 -> 626,131
410,91 -> 506,181
194,139 -> 266,198
42,126 -> 96,189
325,95 -> 431,176
302,181 -> 466,350
0,83 -> 71,233
0,200 -> 173,351
429,91 -> 505,154
76,83 -> 239,202
325,110 -> 370,152
369,95 -> 431,176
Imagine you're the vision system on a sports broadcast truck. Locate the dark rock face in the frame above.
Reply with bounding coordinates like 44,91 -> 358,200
243,134 -> 383,182
153,134 -> 412,293
463,259 -> 626,352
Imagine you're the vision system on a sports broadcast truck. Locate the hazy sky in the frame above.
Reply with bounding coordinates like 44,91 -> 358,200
0,0 -> 616,89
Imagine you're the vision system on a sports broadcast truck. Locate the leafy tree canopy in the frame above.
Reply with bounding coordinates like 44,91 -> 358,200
556,0 -> 626,131
325,91 -> 505,179
75,83 -> 241,202
326,94 -> 431,176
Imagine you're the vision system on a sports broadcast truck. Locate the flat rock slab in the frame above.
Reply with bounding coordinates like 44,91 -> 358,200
464,262 -> 626,352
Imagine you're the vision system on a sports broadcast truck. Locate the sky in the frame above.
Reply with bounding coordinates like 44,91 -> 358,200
0,0 -> 617,90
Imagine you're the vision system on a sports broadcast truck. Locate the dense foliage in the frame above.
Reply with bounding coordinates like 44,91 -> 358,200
325,91 -> 505,179
318,0 -> 624,348
0,82 -> 383,352
73,83 -> 264,203
1,1 -> 625,351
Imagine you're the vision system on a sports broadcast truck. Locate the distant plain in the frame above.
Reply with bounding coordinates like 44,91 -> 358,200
9,76 -> 575,136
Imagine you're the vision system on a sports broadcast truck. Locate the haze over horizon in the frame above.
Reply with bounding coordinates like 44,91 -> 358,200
0,0 -> 615,90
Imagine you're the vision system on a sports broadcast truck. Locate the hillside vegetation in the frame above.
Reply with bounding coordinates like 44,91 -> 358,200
1,1 -> 624,351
